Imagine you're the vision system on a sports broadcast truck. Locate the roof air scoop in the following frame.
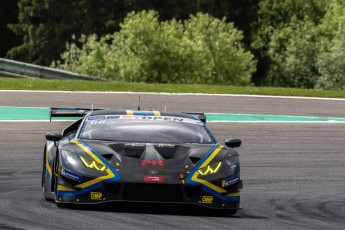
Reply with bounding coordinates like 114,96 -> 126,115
140,144 -> 164,161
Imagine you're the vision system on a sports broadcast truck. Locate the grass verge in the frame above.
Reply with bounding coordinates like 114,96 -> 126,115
1,77 -> 345,98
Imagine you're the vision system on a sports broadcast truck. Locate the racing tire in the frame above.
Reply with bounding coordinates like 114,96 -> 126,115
52,156 -> 60,206
42,169 -> 54,202
215,209 -> 238,216
42,146 -> 54,202
226,209 -> 237,216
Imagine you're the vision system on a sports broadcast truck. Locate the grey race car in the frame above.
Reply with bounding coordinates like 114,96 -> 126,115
42,109 -> 243,214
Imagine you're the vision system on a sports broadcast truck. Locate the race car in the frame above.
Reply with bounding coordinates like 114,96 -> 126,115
42,109 -> 243,214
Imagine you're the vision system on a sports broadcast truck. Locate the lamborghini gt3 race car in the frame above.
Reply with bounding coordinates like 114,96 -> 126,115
42,109 -> 243,214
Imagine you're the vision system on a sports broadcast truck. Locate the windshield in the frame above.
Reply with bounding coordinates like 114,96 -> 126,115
78,115 -> 215,144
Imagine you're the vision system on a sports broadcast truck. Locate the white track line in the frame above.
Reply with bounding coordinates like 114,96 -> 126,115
1,90 -> 345,101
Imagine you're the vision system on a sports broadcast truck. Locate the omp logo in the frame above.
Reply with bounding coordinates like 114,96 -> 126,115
202,196 -> 213,204
90,192 -> 102,200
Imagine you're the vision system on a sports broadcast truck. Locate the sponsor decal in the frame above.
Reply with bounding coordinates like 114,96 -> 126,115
125,143 -> 174,148
144,176 -> 163,182
87,115 -> 120,120
90,192 -> 103,200
155,143 -> 175,148
141,160 -> 164,167
87,115 -> 202,125
202,196 -> 213,204
125,143 -> 145,147
222,176 -> 239,187
178,173 -> 185,179
62,168 -> 82,182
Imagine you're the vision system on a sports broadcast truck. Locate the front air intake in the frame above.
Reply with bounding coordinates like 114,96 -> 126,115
122,184 -> 183,202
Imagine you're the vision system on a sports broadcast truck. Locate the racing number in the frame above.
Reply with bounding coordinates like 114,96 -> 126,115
90,120 -> 106,125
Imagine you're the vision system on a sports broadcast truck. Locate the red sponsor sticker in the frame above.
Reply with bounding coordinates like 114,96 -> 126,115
141,160 -> 164,167
144,176 -> 163,182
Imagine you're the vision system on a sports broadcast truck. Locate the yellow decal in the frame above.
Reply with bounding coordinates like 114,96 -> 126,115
191,145 -> 227,193
71,140 -> 115,189
153,111 -> 161,116
126,110 -> 134,115
57,185 -> 75,192
90,192 -> 102,200
227,192 -> 240,197
45,143 -> 54,178
202,196 -> 213,204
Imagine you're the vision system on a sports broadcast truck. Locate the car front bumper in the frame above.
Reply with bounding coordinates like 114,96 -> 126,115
56,180 -> 243,209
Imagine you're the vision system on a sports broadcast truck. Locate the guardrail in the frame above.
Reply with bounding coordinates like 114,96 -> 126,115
0,58 -> 105,81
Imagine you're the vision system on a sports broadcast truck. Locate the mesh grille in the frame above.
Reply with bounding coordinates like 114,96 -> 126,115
122,183 -> 183,202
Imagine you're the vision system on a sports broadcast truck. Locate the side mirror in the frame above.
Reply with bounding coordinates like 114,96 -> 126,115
225,138 -> 242,148
45,132 -> 63,142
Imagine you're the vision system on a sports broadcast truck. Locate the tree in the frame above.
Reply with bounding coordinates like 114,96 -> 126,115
251,0 -> 327,88
0,0 -> 21,57
55,11 -> 256,85
7,0 -> 259,68
316,0 -> 345,90
7,0 -> 135,65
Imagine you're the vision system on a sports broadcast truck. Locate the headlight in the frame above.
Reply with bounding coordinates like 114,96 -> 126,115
198,161 -> 222,176
196,155 -> 239,181
79,155 -> 107,172
224,156 -> 239,175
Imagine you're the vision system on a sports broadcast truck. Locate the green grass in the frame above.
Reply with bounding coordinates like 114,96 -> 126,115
1,77 -> 345,98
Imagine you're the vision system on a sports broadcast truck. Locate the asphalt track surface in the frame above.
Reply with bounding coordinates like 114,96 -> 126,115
1,91 -> 345,229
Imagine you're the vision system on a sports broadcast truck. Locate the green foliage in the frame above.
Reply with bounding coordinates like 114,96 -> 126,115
252,0 -> 345,90
264,18 -> 319,88
6,0 -> 345,90
316,0 -> 345,90
7,0 -> 140,65
2,78 -> 345,99
252,0 -> 327,88
55,11 -> 256,85
0,0 -> 21,57
7,0 -> 259,67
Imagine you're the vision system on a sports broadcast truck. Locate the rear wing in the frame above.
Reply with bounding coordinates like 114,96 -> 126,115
50,108 -> 101,121
184,112 -> 206,124
51,108 -> 91,117
50,108 -> 206,123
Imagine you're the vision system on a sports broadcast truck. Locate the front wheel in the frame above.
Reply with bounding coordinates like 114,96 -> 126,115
42,167 -> 54,202
53,155 -> 59,194
215,209 -> 238,216
42,145 -> 54,202
226,209 -> 237,216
